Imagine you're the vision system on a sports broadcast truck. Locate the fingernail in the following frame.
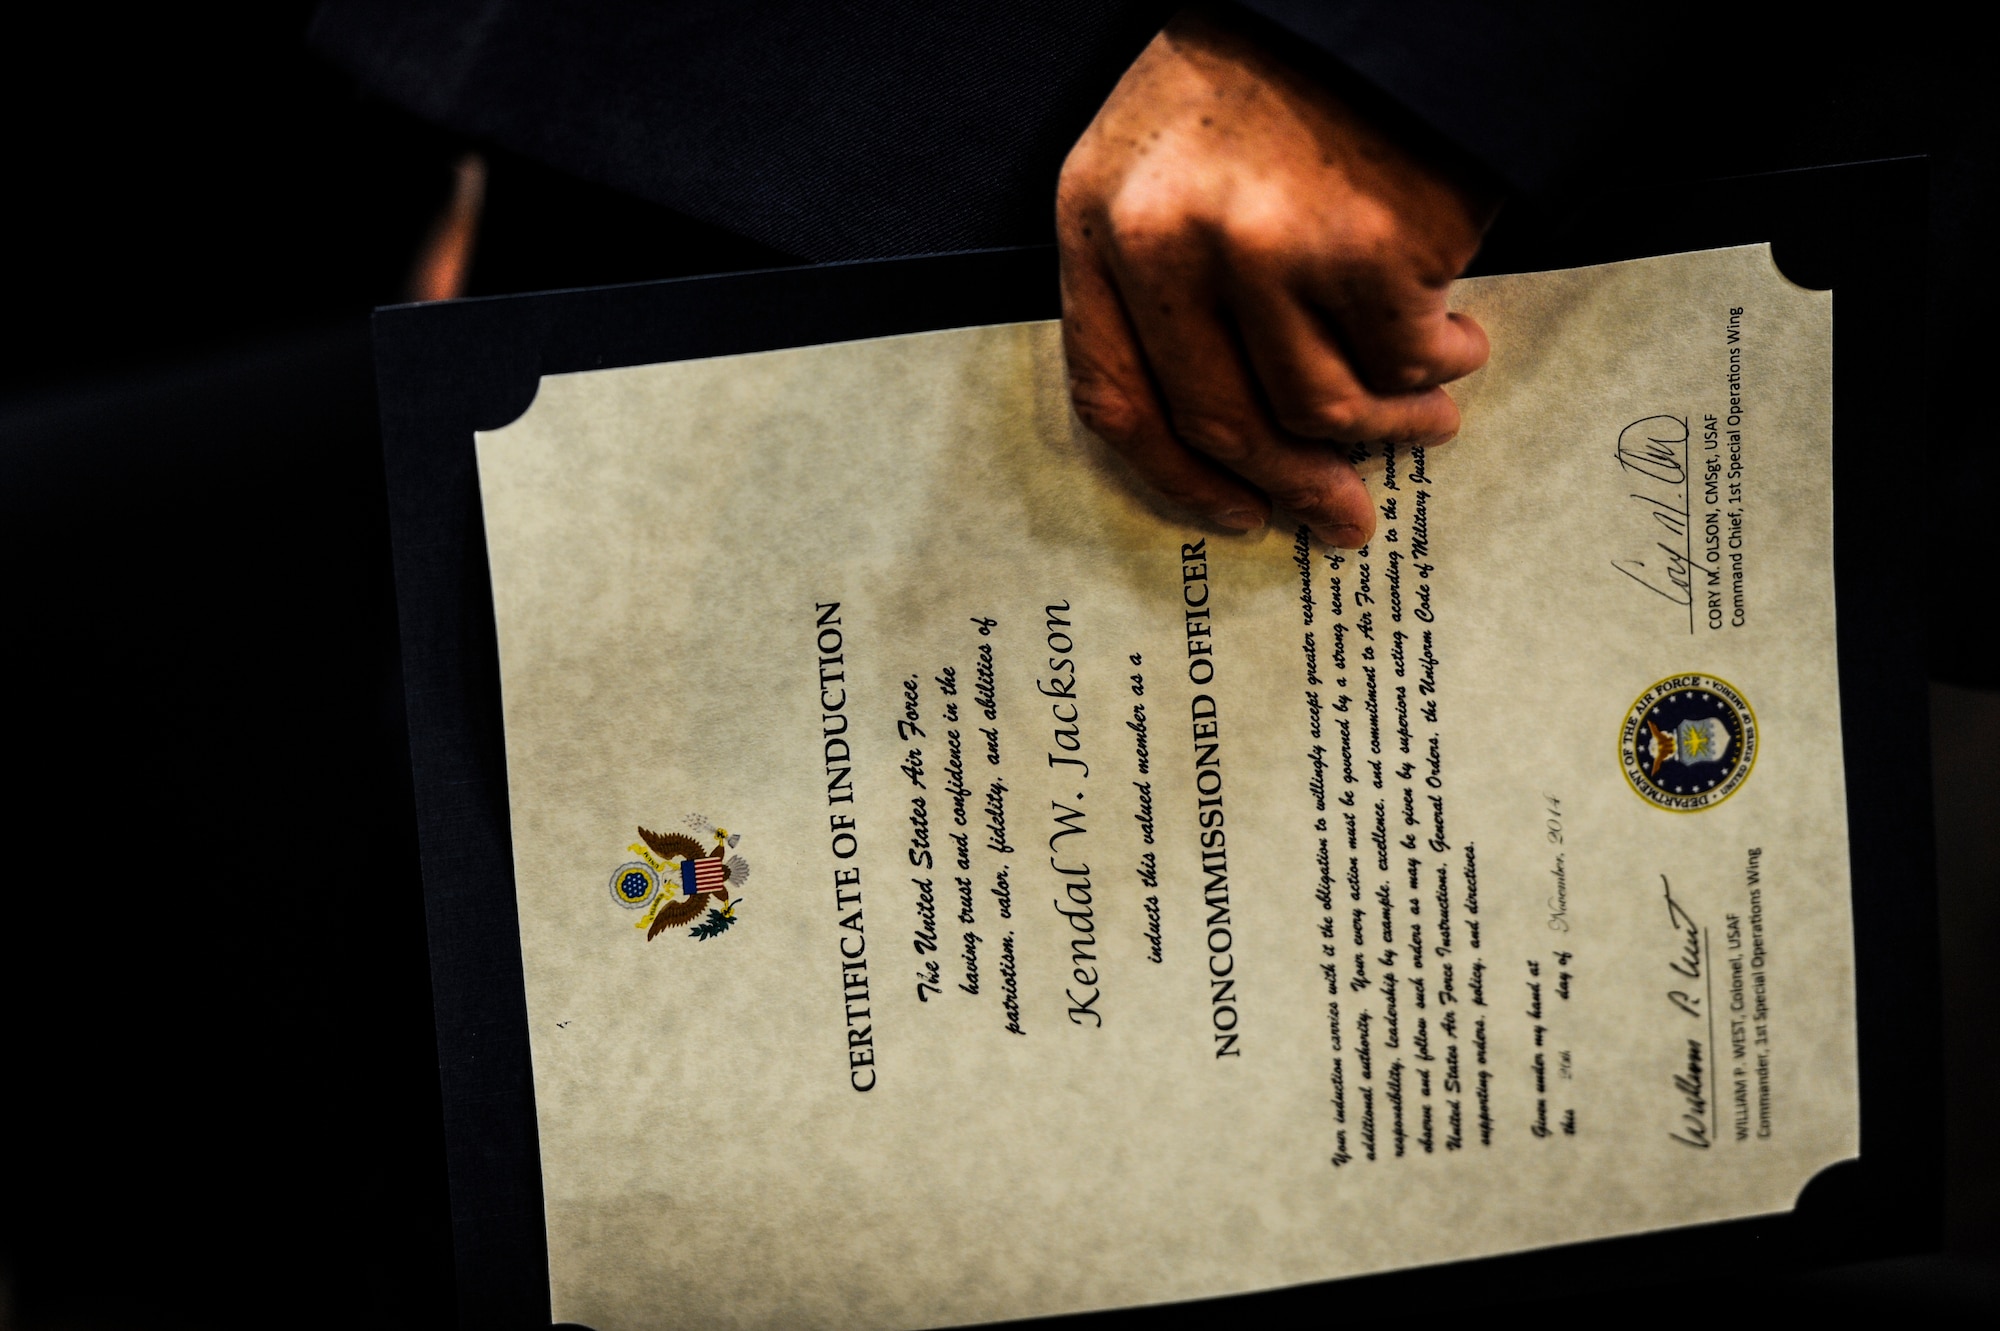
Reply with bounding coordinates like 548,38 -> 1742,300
1317,523 -> 1369,548
1217,509 -> 1265,532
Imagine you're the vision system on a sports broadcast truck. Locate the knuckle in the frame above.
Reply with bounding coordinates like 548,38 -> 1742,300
1385,359 -> 1435,392
1105,183 -> 1197,257
1336,200 -> 1401,259
1281,395 -> 1372,441
1171,409 -> 1255,464
1068,376 -> 1148,445
1218,198 -> 1294,268
1055,160 -> 1100,222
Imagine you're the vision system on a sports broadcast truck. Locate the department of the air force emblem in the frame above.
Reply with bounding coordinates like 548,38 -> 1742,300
1620,674 -> 1757,812
608,814 -> 751,943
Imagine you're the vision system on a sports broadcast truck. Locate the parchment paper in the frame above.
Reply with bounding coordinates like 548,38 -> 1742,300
474,244 -> 1853,1329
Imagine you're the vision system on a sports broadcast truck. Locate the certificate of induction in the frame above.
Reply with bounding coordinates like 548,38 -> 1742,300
472,244 -> 1854,1330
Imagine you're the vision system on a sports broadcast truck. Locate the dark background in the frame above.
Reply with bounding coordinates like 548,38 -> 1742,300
1,5 -> 1993,1329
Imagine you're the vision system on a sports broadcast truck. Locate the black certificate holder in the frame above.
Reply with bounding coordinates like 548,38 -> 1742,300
372,157 -> 1938,1329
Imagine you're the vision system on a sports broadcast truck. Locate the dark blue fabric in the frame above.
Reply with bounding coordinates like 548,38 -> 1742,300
310,1 -> 1642,261
1235,0 -> 1636,196
311,1 -> 1174,260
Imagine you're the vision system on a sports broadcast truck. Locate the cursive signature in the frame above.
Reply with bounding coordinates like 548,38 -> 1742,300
1613,541 -> 1699,609
1662,874 -> 1703,1016
1614,415 -> 1689,485
1660,874 -> 1713,1148
1610,416 -> 1697,630
1669,1038 -> 1711,1149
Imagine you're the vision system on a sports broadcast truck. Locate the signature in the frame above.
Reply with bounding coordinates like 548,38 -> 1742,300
1613,535 -> 1698,609
1669,1038 -> 1710,1149
1614,415 -> 1688,485
1610,416 -> 1697,629
1662,875 -> 1703,1014
1661,875 -> 1712,1148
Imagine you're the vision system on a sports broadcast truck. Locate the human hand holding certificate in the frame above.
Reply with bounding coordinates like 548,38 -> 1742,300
463,244 -> 1858,1329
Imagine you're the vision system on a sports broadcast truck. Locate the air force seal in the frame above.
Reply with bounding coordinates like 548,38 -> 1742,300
1619,673 -> 1757,812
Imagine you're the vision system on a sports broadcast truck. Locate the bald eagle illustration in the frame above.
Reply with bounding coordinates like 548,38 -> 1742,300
637,824 -> 750,940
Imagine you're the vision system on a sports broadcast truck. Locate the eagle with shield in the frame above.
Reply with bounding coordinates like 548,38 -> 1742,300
607,814 -> 751,942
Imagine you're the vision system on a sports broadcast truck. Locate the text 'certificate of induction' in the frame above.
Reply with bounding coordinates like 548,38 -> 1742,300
473,244 -> 1853,1330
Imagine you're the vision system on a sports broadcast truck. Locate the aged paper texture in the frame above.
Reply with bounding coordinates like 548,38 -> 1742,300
474,245 -> 1853,1329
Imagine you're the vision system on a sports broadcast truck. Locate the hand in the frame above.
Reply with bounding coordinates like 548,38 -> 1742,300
1057,8 -> 1497,546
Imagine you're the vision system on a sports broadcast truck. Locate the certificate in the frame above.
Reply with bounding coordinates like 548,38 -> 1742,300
466,244 -> 1857,1330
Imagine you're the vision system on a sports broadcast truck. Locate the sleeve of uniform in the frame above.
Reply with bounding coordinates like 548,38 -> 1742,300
1227,0 -> 1646,198
308,0 -> 1177,261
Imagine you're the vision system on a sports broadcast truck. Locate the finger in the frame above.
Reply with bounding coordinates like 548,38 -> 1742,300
1227,280 -> 1463,445
1308,258 -> 1490,393
1058,237 -> 1270,531
1102,240 -> 1377,545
